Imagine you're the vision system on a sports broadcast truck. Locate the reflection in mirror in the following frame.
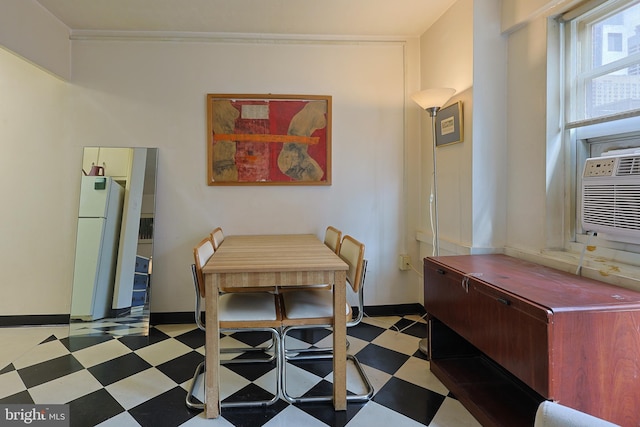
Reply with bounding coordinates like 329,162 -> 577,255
69,147 -> 157,337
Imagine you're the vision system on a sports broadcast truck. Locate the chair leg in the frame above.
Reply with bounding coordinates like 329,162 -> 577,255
185,361 -> 205,410
185,328 -> 282,410
280,325 -> 374,404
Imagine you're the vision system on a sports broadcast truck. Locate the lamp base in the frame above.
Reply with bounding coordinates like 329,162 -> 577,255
418,337 -> 430,359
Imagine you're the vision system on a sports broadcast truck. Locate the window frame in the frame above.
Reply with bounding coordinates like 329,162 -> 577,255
561,0 -> 640,255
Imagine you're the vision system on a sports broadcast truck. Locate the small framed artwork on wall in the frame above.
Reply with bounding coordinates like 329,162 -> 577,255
435,101 -> 463,147
206,93 -> 332,186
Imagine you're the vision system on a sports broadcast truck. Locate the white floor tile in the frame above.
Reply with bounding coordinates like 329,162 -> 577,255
29,369 -> 103,404
95,410 -> 142,427
282,362 -> 324,398
345,400 -> 425,427
105,368 -> 176,410
353,363 -> 392,397
178,411 -> 235,426
429,396 -> 482,427
154,324 -> 198,337
361,315 -> 402,329
11,339 -> 70,370
372,329 -> 422,356
72,339 -> 134,368
0,326 -> 67,370
0,370 -> 26,399
393,357 -> 449,395
263,404 -> 328,427
134,339 -> 192,366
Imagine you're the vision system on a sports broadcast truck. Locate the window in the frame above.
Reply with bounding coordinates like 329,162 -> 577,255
608,32 -> 623,52
565,0 -> 640,123
562,0 -> 640,252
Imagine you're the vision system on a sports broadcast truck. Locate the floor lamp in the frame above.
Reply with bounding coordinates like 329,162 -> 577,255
411,88 -> 455,356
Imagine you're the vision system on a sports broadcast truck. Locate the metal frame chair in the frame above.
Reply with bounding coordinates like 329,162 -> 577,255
185,237 -> 283,410
279,234 -> 373,403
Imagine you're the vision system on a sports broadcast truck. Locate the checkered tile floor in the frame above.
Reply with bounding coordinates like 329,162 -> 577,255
0,315 -> 480,427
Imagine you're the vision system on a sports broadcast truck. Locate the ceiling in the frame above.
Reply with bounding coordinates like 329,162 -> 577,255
35,0 -> 456,38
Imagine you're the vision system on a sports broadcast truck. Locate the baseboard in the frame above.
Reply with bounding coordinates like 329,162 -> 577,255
0,314 -> 70,327
359,303 -> 425,317
0,305 -> 426,328
150,312 -> 195,325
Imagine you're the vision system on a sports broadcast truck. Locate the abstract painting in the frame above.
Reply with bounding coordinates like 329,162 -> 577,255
207,94 -> 331,185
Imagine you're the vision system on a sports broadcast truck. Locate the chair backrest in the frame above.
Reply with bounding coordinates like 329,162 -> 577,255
339,235 -> 365,293
193,237 -> 215,298
210,227 -> 225,251
324,226 -> 342,254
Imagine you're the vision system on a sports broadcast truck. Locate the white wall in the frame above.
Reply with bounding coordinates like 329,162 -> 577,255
0,46 -> 76,315
505,17 -> 550,252
67,38 -> 415,312
414,0 -> 507,259
0,0 -> 70,80
415,0 -> 474,258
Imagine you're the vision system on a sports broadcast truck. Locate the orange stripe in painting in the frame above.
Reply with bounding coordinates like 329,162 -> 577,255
213,133 -> 319,144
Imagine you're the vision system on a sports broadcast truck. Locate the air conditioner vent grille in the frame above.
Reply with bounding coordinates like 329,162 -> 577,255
616,156 -> 640,176
583,184 -> 640,232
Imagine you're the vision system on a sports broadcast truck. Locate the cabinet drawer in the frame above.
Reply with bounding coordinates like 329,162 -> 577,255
424,260 -> 474,343
469,281 -> 551,397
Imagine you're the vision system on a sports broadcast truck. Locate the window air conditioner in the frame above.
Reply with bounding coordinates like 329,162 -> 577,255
581,148 -> 640,244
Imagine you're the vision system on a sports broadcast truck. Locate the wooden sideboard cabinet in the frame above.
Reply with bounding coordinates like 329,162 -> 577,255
424,254 -> 640,427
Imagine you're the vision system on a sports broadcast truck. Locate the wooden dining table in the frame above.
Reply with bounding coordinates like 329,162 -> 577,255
201,234 -> 349,418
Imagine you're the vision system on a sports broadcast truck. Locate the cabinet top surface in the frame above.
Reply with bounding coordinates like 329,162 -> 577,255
426,254 -> 640,311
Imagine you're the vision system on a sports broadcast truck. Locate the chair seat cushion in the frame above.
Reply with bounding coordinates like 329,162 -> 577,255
219,292 -> 278,321
282,289 -> 349,320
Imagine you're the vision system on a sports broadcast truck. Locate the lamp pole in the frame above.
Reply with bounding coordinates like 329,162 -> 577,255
411,88 -> 455,358
426,107 -> 440,256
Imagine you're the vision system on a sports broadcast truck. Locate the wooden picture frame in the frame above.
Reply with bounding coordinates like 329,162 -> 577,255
207,94 -> 332,185
435,101 -> 463,147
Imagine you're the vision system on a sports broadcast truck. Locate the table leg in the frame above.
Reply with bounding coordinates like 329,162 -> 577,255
333,270 -> 347,410
205,273 -> 221,418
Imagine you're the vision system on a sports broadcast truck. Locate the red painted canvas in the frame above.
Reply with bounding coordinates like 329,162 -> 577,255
207,94 -> 331,185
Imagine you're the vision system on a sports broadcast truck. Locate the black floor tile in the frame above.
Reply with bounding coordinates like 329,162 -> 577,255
156,351 -> 203,384
88,352 -> 152,386
393,318 -> 428,338
296,400 -> 365,427
224,358 -> 278,382
0,390 -> 34,404
0,363 -> 14,375
40,335 -> 59,345
347,322 -> 386,342
287,327 -> 332,345
18,355 -> 84,388
227,330 -> 275,347
373,376 -> 446,425
61,335 -> 114,352
354,343 -> 410,375
223,382 -> 277,405
68,388 -> 125,427
129,386 -> 198,427
173,328 -> 205,349
221,398 -> 288,427
287,357 -> 333,379
117,334 -> 152,351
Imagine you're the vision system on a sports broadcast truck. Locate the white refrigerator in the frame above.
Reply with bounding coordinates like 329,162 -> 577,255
70,176 -> 124,321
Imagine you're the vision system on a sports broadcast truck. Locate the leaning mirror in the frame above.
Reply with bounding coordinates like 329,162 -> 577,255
69,147 -> 157,337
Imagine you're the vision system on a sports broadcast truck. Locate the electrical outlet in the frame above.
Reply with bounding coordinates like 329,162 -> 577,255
398,254 -> 411,271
